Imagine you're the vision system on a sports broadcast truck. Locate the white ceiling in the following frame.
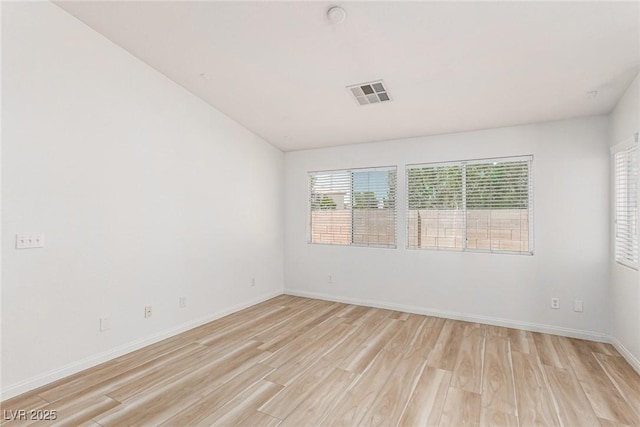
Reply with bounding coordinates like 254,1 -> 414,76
56,1 -> 639,151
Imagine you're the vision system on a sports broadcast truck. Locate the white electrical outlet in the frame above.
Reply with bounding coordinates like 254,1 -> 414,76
251,277 -> 256,287
551,298 -> 560,309
179,297 -> 187,308
100,316 -> 111,332
574,300 -> 583,312
16,234 -> 45,249
328,274 -> 333,284
145,306 -> 153,318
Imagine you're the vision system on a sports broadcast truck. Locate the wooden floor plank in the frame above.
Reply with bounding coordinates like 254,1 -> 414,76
158,363 -> 274,426
352,308 -> 395,327
486,325 -> 509,339
263,316 -> 346,369
208,380 -> 283,426
383,315 -> 426,354
259,358 -> 335,420
594,353 -> 640,422
266,322 -> 356,386
0,394 -> 50,420
35,340 -> 199,404
1,395 -> 118,427
319,350 -> 402,426
389,310 -> 412,321
197,305 -> 297,347
31,342 -> 206,407
358,352 -> 427,426
481,336 -> 517,415
532,333 -> 571,369
598,417 -> 634,427
405,316 -> 446,359
588,341 -> 616,356
428,320 -> 466,371
278,368 -> 357,427
507,328 -> 537,355
242,411 -> 282,427
321,309 -> 393,364
106,343 -> 238,402
511,351 -> 560,427
337,304 -> 372,324
70,422 -> 102,427
397,367 -> 452,427
544,365 -> 600,426
30,396 -> 119,427
439,387 -> 481,427
338,319 -> 403,373
451,324 -> 486,394
2,296 -> 639,426
99,347 -> 271,426
561,338 -> 638,425
479,408 -> 518,427
254,301 -> 344,352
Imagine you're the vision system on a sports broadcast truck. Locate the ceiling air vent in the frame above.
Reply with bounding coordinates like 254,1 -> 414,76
347,80 -> 391,106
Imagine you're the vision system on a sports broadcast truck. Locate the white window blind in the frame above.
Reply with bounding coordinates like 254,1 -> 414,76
407,164 -> 464,250
310,167 -> 397,247
613,141 -> 638,269
407,156 -> 533,254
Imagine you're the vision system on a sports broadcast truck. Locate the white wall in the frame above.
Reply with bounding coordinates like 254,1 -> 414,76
608,72 -> 640,370
1,2 -> 284,399
285,116 -> 610,339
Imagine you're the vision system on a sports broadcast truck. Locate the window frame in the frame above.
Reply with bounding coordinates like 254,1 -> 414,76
406,155 -> 534,255
612,137 -> 639,270
308,166 -> 398,249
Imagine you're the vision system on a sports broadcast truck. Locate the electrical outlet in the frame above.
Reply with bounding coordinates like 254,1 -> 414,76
179,297 -> 187,308
574,300 -> 583,312
328,274 -> 333,284
251,277 -> 256,287
100,316 -> 110,332
144,306 -> 153,318
551,298 -> 560,309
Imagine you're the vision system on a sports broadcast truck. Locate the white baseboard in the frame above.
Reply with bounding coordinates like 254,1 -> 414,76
0,290 -> 282,401
284,288 -> 610,343
610,336 -> 640,375
6,289 -> 635,401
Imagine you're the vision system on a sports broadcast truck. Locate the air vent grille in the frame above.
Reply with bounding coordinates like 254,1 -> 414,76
347,80 -> 391,105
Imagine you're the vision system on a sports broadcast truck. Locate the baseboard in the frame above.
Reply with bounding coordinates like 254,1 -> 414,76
0,290 -> 282,401
285,288 -> 610,343
610,336 -> 640,375
5,288 -> 628,400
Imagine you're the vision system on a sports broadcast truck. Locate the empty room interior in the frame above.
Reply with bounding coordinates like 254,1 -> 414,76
2,1 -> 640,426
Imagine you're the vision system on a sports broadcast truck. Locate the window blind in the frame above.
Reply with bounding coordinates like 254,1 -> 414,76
614,142 -> 638,269
310,167 -> 397,247
407,156 -> 533,254
407,164 -> 464,249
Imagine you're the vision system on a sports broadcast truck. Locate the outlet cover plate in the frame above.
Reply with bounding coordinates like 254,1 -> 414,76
16,234 -> 45,249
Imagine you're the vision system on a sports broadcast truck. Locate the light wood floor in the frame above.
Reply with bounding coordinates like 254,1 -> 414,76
2,295 -> 640,426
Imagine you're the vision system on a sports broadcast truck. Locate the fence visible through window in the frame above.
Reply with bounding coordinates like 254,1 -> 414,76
309,167 -> 397,248
407,156 -> 533,254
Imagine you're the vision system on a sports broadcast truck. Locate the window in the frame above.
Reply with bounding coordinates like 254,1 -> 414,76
310,167 -> 397,247
407,156 -> 533,254
613,140 -> 638,269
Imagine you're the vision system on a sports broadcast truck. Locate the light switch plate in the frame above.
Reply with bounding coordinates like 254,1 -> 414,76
16,234 -> 45,249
